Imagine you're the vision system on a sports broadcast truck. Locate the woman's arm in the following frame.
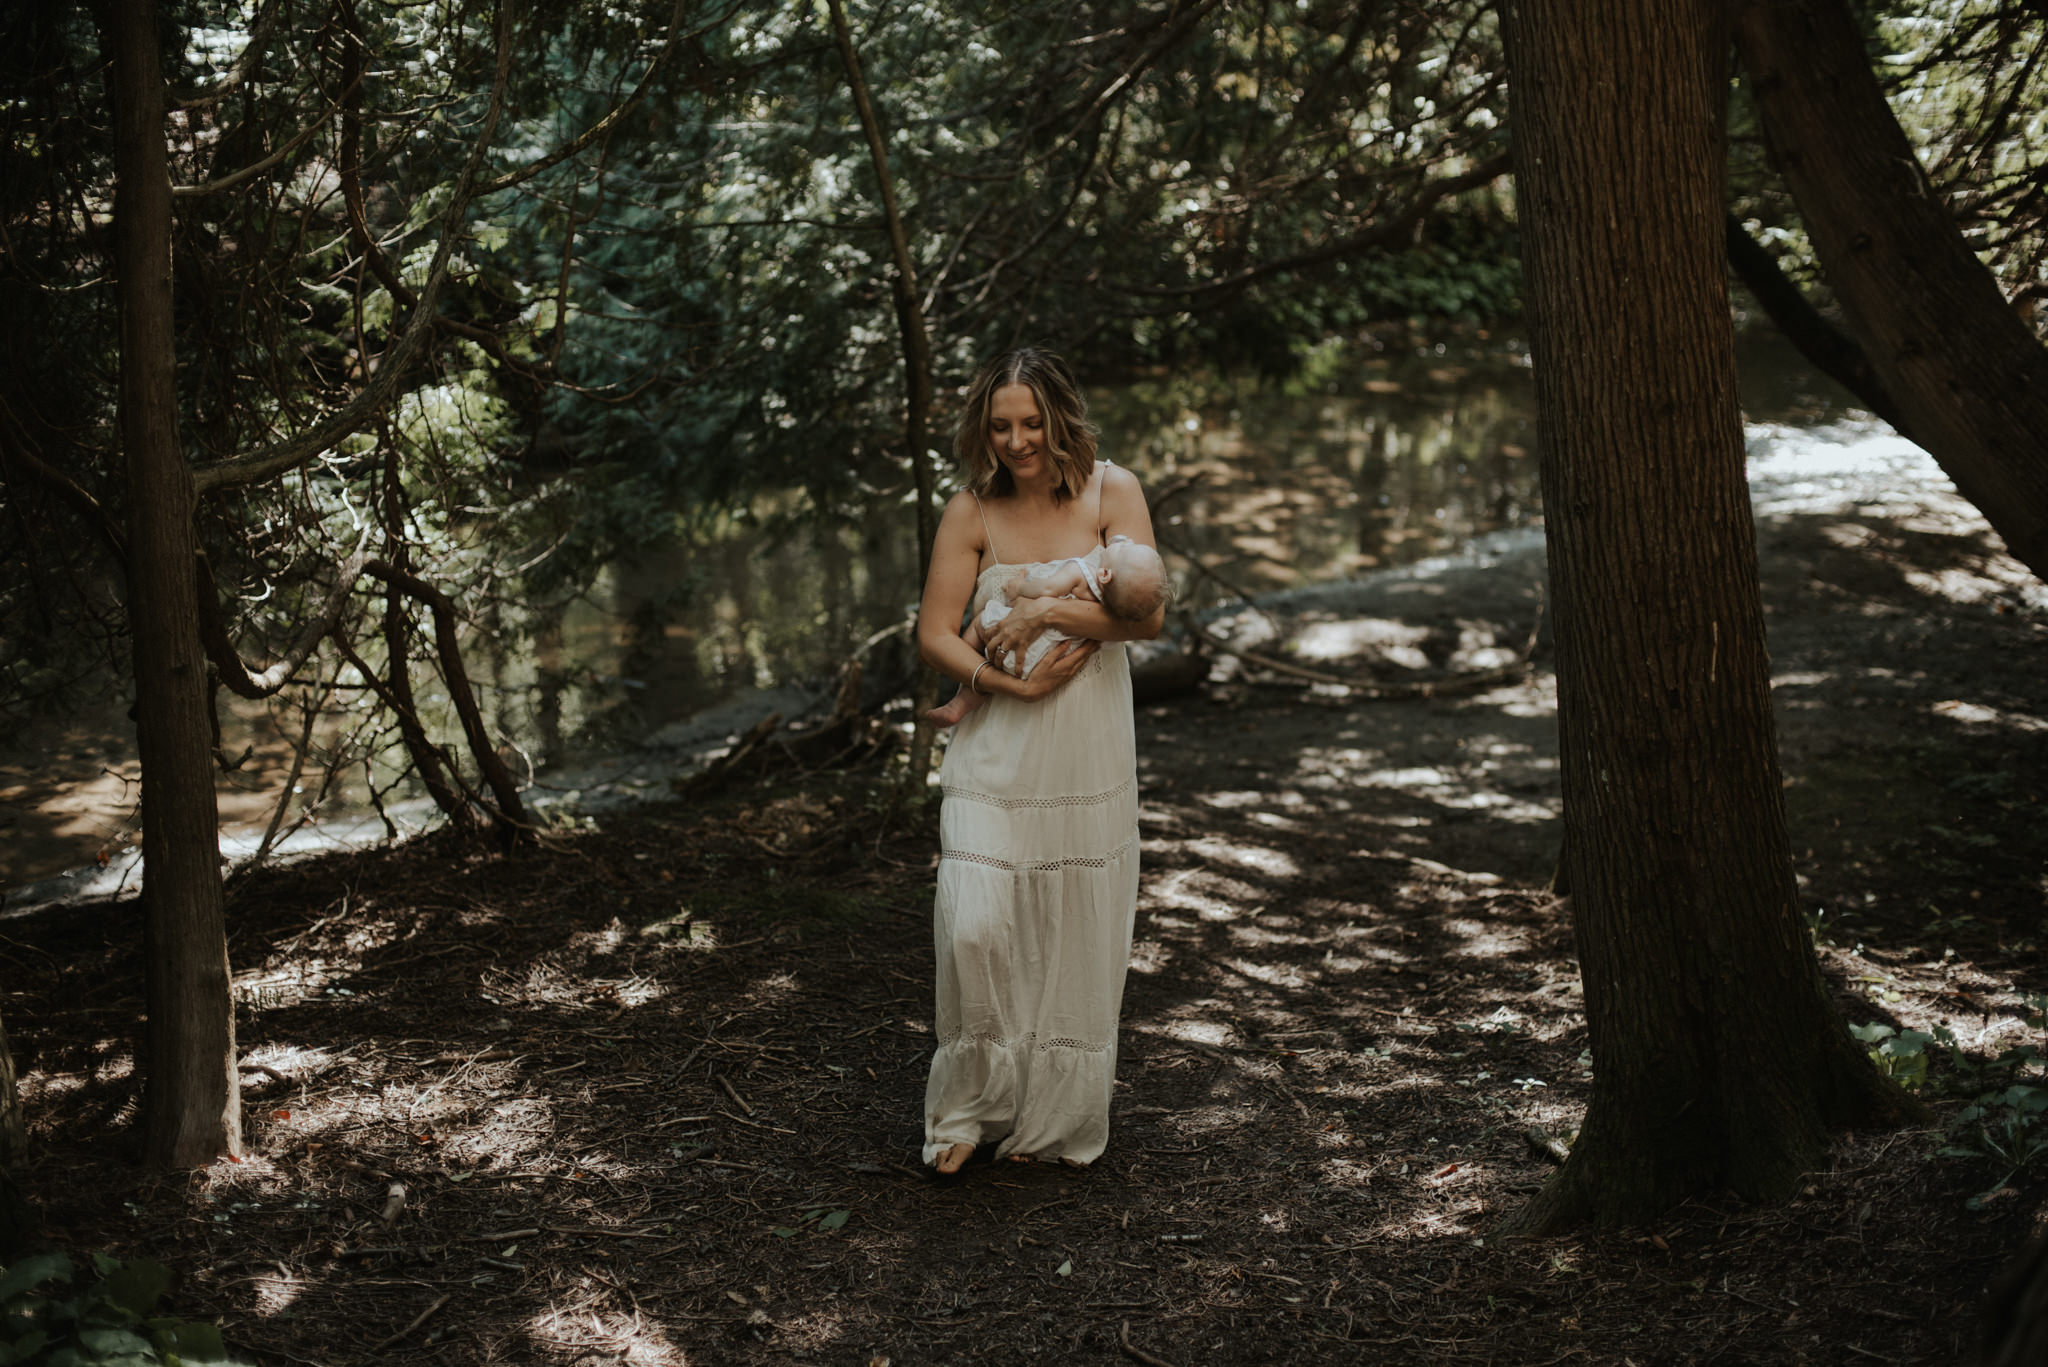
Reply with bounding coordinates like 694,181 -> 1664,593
917,493 -> 1099,703
982,467 -> 1166,653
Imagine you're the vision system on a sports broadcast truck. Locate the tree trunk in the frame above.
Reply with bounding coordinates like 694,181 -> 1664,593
0,1007 -> 29,1257
1722,214 -> 1912,438
0,1007 -> 22,1166
364,559 -> 532,839
826,0 -> 944,784
1498,0 -> 1911,1232
375,444 -> 480,836
110,0 -> 242,1169
1734,0 -> 2048,583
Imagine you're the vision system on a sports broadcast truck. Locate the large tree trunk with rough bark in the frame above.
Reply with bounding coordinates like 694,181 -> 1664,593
1734,0 -> 2048,583
110,0 -> 242,1169
1497,0 -> 1912,1232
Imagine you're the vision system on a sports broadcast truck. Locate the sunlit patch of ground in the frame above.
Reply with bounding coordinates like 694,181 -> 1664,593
6,466 -> 2045,1364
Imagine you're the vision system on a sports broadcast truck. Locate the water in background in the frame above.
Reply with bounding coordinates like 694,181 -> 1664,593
533,327 -> 1861,752
0,330 -> 1875,899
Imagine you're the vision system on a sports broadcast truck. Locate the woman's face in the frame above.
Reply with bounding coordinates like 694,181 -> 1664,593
989,383 -> 1047,483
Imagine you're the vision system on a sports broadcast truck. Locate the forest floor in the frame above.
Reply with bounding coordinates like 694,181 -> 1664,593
7,441 -> 2048,1366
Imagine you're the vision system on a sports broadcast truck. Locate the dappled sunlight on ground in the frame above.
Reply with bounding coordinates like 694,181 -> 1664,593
1931,698 -> 2048,734
7,469 -> 2045,1363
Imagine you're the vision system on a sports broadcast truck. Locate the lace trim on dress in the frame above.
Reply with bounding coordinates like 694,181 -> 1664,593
935,1028 -> 1111,1055
940,838 -> 1136,872
942,778 -> 1132,810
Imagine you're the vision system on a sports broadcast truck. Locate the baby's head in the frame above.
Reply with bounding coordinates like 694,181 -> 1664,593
1097,536 -> 1168,621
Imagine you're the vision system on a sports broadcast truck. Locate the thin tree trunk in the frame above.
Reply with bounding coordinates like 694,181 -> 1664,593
0,1008 -> 22,1166
109,0 -> 241,1169
1734,0 -> 2048,583
373,440 -> 479,836
1498,0 -> 1910,1232
364,559 -> 531,838
0,1007 -> 26,1257
826,0 -> 943,782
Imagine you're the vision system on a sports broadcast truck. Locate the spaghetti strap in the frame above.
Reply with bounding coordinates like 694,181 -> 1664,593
972,492 -> 1002,566
1091,460 -> 1110,546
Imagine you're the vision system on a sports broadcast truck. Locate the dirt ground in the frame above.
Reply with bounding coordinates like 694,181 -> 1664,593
5,454 -> 2046,1366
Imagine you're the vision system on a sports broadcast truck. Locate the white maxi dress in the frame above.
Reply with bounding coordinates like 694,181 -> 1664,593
922,540 -> 1141,1167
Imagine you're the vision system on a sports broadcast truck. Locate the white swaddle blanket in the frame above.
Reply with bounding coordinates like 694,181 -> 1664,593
979,552 -> 1100,678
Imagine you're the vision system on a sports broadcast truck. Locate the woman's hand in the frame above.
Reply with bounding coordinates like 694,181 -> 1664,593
1010,637 -> 1098,699
982,594 -> 1059,664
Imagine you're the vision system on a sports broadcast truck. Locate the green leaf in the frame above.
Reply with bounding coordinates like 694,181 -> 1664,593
97,1258 -> 172,1317
1055,1259 -> 1073,1276
155,1318 -> 230,1361
0,1330 -> 50,1366
0,1253 -> 73,1304
771,1226 -> 800,1238
817,1210 -> 850,1232
77,1326 -> 155,1355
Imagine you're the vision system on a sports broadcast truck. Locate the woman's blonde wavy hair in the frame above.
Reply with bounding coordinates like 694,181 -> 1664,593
954,347 -> 1098,503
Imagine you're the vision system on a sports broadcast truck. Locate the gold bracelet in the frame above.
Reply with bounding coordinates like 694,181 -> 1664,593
970,660 -> 992,695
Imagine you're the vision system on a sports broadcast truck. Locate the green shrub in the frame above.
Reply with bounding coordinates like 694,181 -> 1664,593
0,1252 -> 244,1366
1854,993 -> 2048,1208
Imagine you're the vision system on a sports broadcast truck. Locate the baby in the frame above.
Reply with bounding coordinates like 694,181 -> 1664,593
927,536 -> 1168,728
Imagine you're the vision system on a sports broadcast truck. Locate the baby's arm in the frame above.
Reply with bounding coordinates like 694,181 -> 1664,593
1003,560 -> 1090,604
966,577 -> 1013,642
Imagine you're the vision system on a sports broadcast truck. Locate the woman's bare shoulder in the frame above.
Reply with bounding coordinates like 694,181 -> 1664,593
937,488 -> 988,534
1099,462 -> 1148,514
930,489 -> 989,561
1100,462 -> 1144,496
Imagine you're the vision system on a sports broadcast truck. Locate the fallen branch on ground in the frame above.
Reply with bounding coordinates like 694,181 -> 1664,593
1120,1321 -> 1180,1367
369,1293 -> 449,1353
1181,613 -> 1531,699
1525,1126 -> 1572,1166
1179,581 -> 1545,700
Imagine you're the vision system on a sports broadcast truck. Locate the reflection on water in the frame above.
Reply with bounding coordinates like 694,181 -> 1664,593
541,343 -> 1553,759
507,504 -> 925,766
1101,345 -> 1538,604
561,327 -> 1861,746
1,334 -> 1869,893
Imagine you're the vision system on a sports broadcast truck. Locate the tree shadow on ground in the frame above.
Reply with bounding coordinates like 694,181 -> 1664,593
5,495 -> 2044,1365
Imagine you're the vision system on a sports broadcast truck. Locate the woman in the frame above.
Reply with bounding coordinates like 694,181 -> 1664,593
915,347 -> 1164,1175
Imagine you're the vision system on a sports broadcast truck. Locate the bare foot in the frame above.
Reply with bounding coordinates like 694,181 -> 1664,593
924,689 -> 984,729
935,1142 -> 975,1175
